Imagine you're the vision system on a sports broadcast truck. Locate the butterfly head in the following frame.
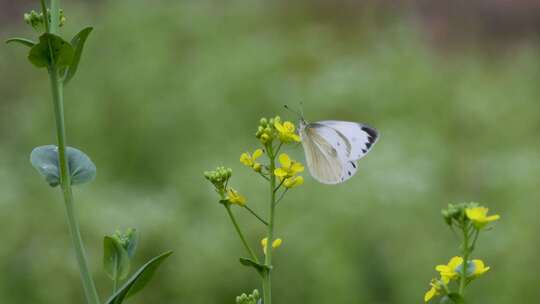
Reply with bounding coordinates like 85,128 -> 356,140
284,104 -> 307,130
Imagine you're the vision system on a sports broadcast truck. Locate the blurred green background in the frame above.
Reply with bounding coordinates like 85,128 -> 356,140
1,0 -> 539,303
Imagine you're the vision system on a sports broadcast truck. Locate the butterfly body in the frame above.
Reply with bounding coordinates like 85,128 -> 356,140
298,119 -> 379,184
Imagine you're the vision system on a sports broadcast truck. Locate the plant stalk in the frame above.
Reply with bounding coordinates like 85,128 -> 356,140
225,205 -> 259,263
459,221 -> 470,296
263,144 -> 277,304
48,60 -> 100,304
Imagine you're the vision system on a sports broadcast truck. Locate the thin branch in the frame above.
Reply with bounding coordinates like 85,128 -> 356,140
275,188 -> 289,206
243,205 -> 269,226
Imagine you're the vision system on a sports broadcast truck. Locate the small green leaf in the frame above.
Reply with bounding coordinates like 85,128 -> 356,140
239,258 -> 269,276
105,251 -> 173,304
63,27 -> 93,84
6,37 -> 36,48
104,236 -> 131,281
30,145 -> 96,187
28,33 -> 74,68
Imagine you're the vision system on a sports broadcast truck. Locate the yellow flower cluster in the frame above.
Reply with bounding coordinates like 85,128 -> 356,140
274,153 -> 304,188
424,256 -> 490,302
240,149 -> 263,172
274,120 -> 300,143
465,207 -> 500,229
255,116 -> 301,145
261,237 -> 282,255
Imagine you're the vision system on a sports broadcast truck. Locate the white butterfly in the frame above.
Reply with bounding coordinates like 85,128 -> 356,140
298,119 -> 379,184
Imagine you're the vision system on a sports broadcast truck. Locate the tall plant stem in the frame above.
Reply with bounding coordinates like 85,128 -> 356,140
48,63 -> 100,304
263,144 -> 277,304
459,222 -> 470,296
46,1 -> 100,299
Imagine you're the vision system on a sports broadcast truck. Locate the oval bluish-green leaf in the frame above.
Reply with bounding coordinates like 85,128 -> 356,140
105,251 -> 173,304
28,33 -> 74,68
30,145 -> 96,187
104,236 -> 131,281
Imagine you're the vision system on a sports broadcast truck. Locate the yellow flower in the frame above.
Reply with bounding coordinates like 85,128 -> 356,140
465,207 -> 500,229
435,256 -> 463,282
240,149 -> 263,172
424,279 -> 443,302
281,175 -> 304,188
261,237 -> 282,255
274,154 -> 304,178
274,121 -> 301,143
471,259 -> 490,277
227,188 -> 247,206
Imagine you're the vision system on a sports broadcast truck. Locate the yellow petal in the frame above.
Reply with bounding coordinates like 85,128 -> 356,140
274,168 -> 288,177
424,286 -> 437,302
284,176 -> 304,188
279,153 -> 291,168
272,238 -> 282,249
448,256 -> 464,269
227,188 -> 247,206
240,153 -> 252,166
283,121 -> 296,132
252,149 -> 263,160
291,162 -> 305,174
274,121 -> 285,133
486,214 -> 500,222
472,259 -> 490,276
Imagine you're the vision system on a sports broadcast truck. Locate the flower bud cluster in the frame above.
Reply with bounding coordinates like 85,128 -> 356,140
204,166 -> 232,192
236,289 -> 260,304
24,9 -> 66,31
255,116 -> 280,144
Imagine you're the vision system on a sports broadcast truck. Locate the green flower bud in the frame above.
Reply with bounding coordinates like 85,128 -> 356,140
111,228 -> 139,258
260,118 -> 268,126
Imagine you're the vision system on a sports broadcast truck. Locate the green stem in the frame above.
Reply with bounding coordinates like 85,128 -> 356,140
39,0 -> 50,33
50,0 -> 60,33
263,144 -> 277,304
225,205 -> 259,263
243,205 -> 269,226
48,65 -> 100,304
459,221 -> 470,296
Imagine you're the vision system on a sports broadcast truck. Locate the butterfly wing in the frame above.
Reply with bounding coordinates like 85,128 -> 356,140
317,120 -> 379,160
300,123 -> 357,184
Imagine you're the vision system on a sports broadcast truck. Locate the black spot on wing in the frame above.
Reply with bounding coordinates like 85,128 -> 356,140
347,171 -> 352,176
350,161 -> 356,168
366,142 -> 372,149
361,149 -> 367,154
362,126 -> 378,143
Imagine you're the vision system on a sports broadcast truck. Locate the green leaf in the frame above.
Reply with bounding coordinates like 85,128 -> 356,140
28,33 -> 74,68
103,236 -> 131,281
5,37 -> 36,48
63,27 -> 93,84
105,251 -> 173,304
239,258 -> 269,276
30,145 -> 97,187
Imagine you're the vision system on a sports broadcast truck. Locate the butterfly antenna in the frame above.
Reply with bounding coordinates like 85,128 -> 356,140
284,104 -> 302,119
